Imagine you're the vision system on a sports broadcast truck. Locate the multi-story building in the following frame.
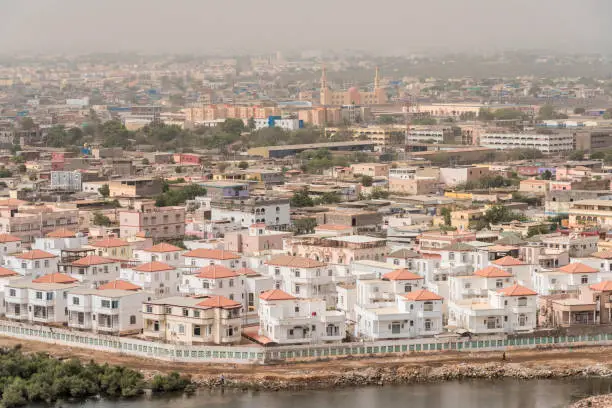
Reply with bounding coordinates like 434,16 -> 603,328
182,248 -> 242,269
224,224 -> 292,256
210,197 -> 290,230
119,206 -> 185,240
4,273 -> 80,324
0,206 -> 79,243
180,264 -> 243,303
142,295 -> 242,345
257,289 -> 345,344
3,250 -> 59,277
286,235 -> 388,265
479,132 -> 574,154
32,228 -> 88,256
120,261 -> 181,298
350,163 -> 390,178
265,255 -> 335,306
59,255 -> 121,286
50,171 -> 82,192
0,234 -> 22,262
568,200 -> 612,228
108,178 -> 163,198
87,237 -> 133,260
439,166 -> 490,187
133,242 -> 184,266
320,67 -> 387,106
406,127 -> 454,144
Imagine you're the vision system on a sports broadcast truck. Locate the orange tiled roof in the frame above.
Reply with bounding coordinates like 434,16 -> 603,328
235,267 -> 258,276
183,248 -> 240,260
0,267 -> 18,277
0,234 -> 21,243
497,284 -> 537,297
266,255 -> 326,268
98,280 -> 141,291
32,273 -> 78,284
133,261 -> 175,273
382,269 -> 423,281
259,289 -> 296,301
591,251 -> 612,260
492,256 -> 525,267
15,249 -> 56,260
90,237 -> 129,248
404,289 -> 443,301
195,265 -> 237,279
590,281 -> 612,291
143,242 -> 182,253
196,295 -> 241,309
558,262 -> 598,274
474,266 -> 513,278
46,228 -> 77,238
72,255 -> 115,267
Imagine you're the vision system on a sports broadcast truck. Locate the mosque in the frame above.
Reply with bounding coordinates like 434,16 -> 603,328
319,66 -> 388,106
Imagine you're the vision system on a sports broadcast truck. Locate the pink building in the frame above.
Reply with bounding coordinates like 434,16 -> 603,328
119,206 -> 185,240
225,224 -> 291,255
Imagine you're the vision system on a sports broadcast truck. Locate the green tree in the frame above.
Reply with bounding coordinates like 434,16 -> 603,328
247,117 -> 256,132
92,212 -> 112,227
220,118 -> 245,135
574,107 -> 586,115
19,117 -> 35,131
98,184 -> 110,197
440,207 -> 452,226
293,218 -> 317,235
155,184 -> 207,207
0,167 -> 12,178
17,164 -> 26,173
142,158 -> 150,165
537,104 -> 563,120
370,188 -> 390,199
540,170 -> 553,180
290,188 -> 314,208
590,151 -> 605,160
238,161 -> 249,170
568,150 -> 585,161
361,175 -> 374,187
377,115 -> 396,125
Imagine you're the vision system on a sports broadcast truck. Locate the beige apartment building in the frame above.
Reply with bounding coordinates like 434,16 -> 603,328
142,295 -> 242,345
0,206 -> 79,243
108,178 -> 163,198
120,206 -> 185,240
568,199 -> 612,228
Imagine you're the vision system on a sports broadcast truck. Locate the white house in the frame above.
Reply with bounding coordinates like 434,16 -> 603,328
182,248 -> 243,269
32,228 -> 88,256
490,256 -> 535,287
60,255 -> 121,286
120,261 -> 181,298
4,273 -> 80,324
448,266 -> 514,302
265,255 -> 336,307
0,234 -> 22,262
3,250 -> 59,277
355,289 -> 444,340
258,289 -> 345,344
133,242 -> 184,266
448,284 -> 538,335
0,267 -> 22,312
532,262 -> 599,295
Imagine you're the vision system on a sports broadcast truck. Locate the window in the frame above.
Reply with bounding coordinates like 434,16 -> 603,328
295,285 -> 300,294
517,297 -> 528,307
9,289 -> 15,297
464,283 -> 471,289
496,279 -> 503,288
393,259 -> 400,265
294,306 -> 300,313
519,314 -> 527,326
101,300 -> 111,308
229,279 -> 234,288
44,260 -> 49,267
72,297 -> 80,305
194,310 -> 200,318
424,319 -> 432,331
424,301 -> 433,312
294,269 -> 300,278
391,322 -> 401,334
111,300 -> 119,308
36,292 -> 43,299
288,329 -> 294,336
404,284 -> 412,293
46,292 -> 53,301
34,261 -> 40,268
274,267 -> 280,276
165,307 -> 172,314
178,324 -> 185,334
218,281 -> 223,289
203,281 -> 210,289
193,326 -> 201,336
581,275 -> 589,284
183,308 -> 189,317
130,315 -> 136,325
146,305 -> 152,313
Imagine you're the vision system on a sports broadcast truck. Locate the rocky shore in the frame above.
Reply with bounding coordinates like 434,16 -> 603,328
159,362 -> 612,391
571,394 -> 612,408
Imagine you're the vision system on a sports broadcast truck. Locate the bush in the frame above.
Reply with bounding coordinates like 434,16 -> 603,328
150,372 -> 192,393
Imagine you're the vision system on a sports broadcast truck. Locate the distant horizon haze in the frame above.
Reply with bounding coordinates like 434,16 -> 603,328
1,0 -> 611,54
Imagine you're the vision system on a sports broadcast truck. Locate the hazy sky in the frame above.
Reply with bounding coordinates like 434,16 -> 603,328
1,0 -> 611,54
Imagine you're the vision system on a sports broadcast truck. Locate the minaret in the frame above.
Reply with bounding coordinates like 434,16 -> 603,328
320,64 -> 329,105
374,66 -> 380,89
373,66 -> 386,104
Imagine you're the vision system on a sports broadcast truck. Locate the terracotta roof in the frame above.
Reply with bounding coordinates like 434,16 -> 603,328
32,273 -> 78,284
98,280 -> 141,291
382,269 -> 423,281
0,267 -> 18,277
196,295 -> 241,309
133,261 -> 175,273
474,266 -> 513,278
259,289 -> 296,301
590,281 -> 612,292
497,284 -> 537,297
266,255 -> 326,268
0,234 -> 21,243
404,289 -> 443,301
591,251 -> 612,260
492,256 -> 525,266
143,242 -> 182,253
558,262 -> 598,274
183,248 -> 240,260
72,255 -> 115,267
46,228 -> 77,238
90,237 -> 129,248
235,267 -> 258,276
15,249 -> 56,260
195,265 -> 238,279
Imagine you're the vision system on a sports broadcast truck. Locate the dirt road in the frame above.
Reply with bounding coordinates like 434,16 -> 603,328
1,335 -> 610,385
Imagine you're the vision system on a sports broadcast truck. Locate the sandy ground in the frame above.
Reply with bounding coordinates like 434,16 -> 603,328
1,335 -> 611,383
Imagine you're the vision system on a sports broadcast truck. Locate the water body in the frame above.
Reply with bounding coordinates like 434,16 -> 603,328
46,378 -> 612,408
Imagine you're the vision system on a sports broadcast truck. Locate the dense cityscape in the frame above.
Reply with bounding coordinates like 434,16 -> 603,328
2,33 -> 612,408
